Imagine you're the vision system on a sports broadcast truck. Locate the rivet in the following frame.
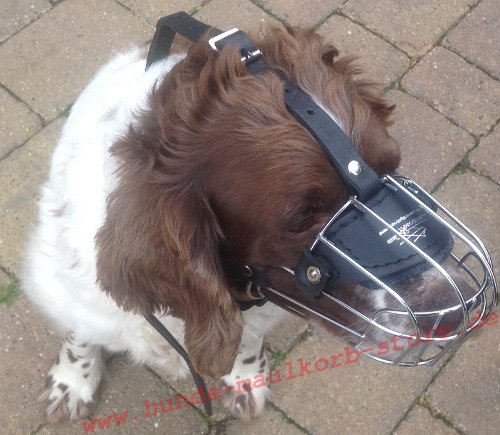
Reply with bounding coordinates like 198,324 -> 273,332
348,160 -> 362,176
306,266 -> 321,284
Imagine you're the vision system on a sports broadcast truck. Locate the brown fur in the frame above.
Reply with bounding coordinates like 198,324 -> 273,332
95,27 -> 400,378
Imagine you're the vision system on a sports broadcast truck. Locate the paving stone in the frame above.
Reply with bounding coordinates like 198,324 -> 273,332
36,356 -> 208,434
443,0 -> 500,80
0,295 -> 61,435
270,327 -> 442,434
394,405 -> 459,435
318,15 -> 410,87
425,323 -> 500,435
226,406 -> 305,435
469,123 -> 500,184
342,0 -> 473,57
194,0 -> 278,31
0,87 -> 42,160
255,0 -> 343,28
433,172 -> 500,266
423,173 -> 500,434
402,47 -> 500,136
387,90 -> 474,190
0,119 -> 63,275
0,0 -> 152,121
265,310 -> 310,354
120,0 -> 201,25
0,0 -> 51,43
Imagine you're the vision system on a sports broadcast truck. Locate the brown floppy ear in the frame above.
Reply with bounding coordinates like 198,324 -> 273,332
96,177 -> 243,379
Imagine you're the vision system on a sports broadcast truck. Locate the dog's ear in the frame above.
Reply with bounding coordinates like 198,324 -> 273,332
95,179 -> 243,378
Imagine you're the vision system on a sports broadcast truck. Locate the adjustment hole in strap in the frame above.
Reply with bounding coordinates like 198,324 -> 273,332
306,108 -> 314,115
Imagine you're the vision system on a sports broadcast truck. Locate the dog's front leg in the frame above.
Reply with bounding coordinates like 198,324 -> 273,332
41,333 -> 103,422
219,303 -> 284,421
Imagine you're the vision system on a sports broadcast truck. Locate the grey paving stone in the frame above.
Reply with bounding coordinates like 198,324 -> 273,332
318,15 -> 410,87
194,0 -> 278,31
469,123 -> 500,184
393,405 -> 459,435
443,0 -> 500,80
0,86 -> 42,160
226,406 -> 305,435
0,0 -> 152,121
0,294 -> 61,435
426,323 -> 500,435
424,173 -> 500,434
342,0 -> 474,57
36,356 -> 208,434
0,119 -> 63,275
120,0 -> 201,25
402,47 -> 500,136
270,327 -> 442,434
265,310 -> 310,354
387,90 -> 474,190
0,0 -> 51,43
433,172 -> 500,266
255,0 -> 344,28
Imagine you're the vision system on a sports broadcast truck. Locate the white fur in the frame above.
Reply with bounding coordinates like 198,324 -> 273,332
23,47 -> 284,420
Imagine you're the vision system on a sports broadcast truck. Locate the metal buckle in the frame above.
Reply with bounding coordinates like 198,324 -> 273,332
208,28 -> 239,50
208,28 -> 262,63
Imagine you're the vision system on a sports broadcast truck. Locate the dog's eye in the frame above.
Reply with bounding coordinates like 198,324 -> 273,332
288,214 -> 317,234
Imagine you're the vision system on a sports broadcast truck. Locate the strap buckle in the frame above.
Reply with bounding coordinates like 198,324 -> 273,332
208,28 -> 262,64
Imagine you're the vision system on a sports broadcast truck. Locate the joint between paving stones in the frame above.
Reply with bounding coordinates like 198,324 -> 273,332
442,45 -> 500,84
207,416 -> 230,434
0,115 -> 62,164
389,347 -> 462,434
248,0 -> 289,27
0,264 -> 18,282
431,116 -> 500,192
396,83 -> 485,138
0,83 -> 46,127
0,4 -> 54,46
429,0 -> 482,52
144,365 -> 215,427
28,422 -> 47,435
112,0 -> 135,15
267,401 -> 312,434
417,396 -> 466,434
267,324 -> 313,370
334,10 -> 413,61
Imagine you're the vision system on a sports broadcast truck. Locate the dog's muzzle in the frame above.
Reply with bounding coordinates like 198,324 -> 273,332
256,174 -> 497,366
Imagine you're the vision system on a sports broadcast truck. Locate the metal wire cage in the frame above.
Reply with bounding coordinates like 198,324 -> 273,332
266,175 -> 497,366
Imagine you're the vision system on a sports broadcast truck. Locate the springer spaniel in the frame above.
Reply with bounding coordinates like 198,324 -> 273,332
24,25 -> 459,423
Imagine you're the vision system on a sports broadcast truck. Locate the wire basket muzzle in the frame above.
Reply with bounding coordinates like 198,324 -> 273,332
293,175 -> 497,366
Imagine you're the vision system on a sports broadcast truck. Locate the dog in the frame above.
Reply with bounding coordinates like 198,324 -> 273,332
23,24 -> 475,423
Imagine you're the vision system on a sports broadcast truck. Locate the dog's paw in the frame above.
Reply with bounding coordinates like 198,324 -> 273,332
40,340 -> 103,422
219,378 -> 270,422
219,349 -> 270,421
41,372 -> 95,423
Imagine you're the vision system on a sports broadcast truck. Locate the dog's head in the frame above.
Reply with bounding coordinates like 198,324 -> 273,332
96,27 -> 495,377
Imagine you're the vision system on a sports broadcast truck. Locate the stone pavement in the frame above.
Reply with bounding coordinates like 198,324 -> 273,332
0,0 -> 498,434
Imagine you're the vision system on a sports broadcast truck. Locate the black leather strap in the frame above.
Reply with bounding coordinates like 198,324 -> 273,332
144,314 -> 213,416
282,80 -> 381,200
146,11 -> 220,70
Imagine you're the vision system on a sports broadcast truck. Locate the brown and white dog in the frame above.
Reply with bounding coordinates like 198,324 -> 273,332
23,25 -> 469,423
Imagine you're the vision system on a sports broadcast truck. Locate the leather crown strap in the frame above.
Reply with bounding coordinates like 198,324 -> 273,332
146,12 -> 382,200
